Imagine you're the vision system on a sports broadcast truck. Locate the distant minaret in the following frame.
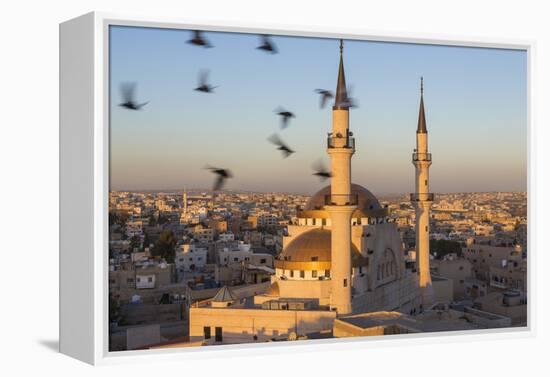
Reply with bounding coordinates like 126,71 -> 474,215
183,187 -> 188,215
325,40 -> 356,315
411,77 -> 434,305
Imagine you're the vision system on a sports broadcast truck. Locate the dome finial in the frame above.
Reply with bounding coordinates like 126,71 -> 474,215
340,39 -> 343,55
420,76 -> 424,95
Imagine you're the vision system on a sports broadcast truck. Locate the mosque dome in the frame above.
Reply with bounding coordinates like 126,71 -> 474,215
298,184 -> 385,219
274,228 -> 367,271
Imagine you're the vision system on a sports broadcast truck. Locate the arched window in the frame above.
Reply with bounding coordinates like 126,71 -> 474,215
377,248 -> 397,284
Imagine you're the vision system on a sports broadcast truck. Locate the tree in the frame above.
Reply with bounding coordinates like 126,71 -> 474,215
158,213 -> 168,225
152,229 -> 176,263
129,235 -> 142,252
143,232 -> 151,250
429,239 -> 462,259
109,210 -> 130,227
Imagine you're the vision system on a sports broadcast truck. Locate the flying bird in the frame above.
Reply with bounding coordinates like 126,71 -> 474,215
119,83 -> 148,110
256,35 -> 277,54
274,107 -> 295,129
205,166 -> 233,191
315,89 -> 334,109
268,133 -> 295,158
342,85 -> 358,108
194,70 -> 218,93
312,160 -> 332,181
187,30 -> 212,47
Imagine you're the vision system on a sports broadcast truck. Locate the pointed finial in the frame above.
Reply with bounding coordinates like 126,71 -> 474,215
333,39 -> 349,110
417,76 -> 427,133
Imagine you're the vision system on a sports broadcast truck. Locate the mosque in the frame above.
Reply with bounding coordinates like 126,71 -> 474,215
188,40 -> 441,345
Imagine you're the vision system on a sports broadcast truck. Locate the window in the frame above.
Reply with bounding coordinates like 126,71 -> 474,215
260,258 -> 266,264
148,277 -> 153,283
290,270 -> 294,278
300,270 -> 305,278
215,327 -> 223,342
312,270 -> 318,278
343,278 -> 348,287
233,257 -> 238,262
325,270 -> 330,278
203,326 -> 211,339
459,266 -> 463,271
311,256 -> 319,261
424,179 -> 428,186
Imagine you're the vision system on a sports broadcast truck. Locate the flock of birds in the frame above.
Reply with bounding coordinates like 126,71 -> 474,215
119,30 -> 356,191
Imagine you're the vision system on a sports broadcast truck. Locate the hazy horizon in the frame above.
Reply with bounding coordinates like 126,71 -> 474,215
109,26 -> 527,194
109,186 -> 527,198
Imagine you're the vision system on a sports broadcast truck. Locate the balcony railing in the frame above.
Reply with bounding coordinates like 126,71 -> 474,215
412,153 -> 432,162
324,193 -> 359,206
410,193 -> 434,202
327,133 -> 355,150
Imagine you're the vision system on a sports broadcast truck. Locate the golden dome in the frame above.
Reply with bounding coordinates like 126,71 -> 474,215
298,184 -> 387,219
275,228 -> 367,270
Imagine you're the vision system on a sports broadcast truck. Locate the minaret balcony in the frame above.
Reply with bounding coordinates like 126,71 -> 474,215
327,134 -> 355,150
324,194 -> 359,206
412,153 -> 431,162
410,193 -> 434,202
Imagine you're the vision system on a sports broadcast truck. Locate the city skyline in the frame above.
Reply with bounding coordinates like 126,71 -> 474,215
109,26 -> 527,195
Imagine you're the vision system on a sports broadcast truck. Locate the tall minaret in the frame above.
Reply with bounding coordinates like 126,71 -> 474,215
411,77 -> 434,306
325,40 -> 356,315
183,187 -> 188,215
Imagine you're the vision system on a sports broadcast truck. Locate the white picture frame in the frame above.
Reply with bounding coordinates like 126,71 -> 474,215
59,11 -> 534,365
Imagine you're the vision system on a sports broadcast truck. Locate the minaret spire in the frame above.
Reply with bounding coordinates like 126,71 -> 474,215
334,39 -> 349,110
411,76 -> 433,308
417,77 -> 427,133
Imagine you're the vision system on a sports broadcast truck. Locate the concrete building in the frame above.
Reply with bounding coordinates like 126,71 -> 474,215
463,238 -> 524,284
431,256 -> 473,300
333,305 -> 511,339
175,244 -> 208,279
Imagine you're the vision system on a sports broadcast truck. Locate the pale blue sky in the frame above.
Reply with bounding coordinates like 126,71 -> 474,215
109,25 -> 527,195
